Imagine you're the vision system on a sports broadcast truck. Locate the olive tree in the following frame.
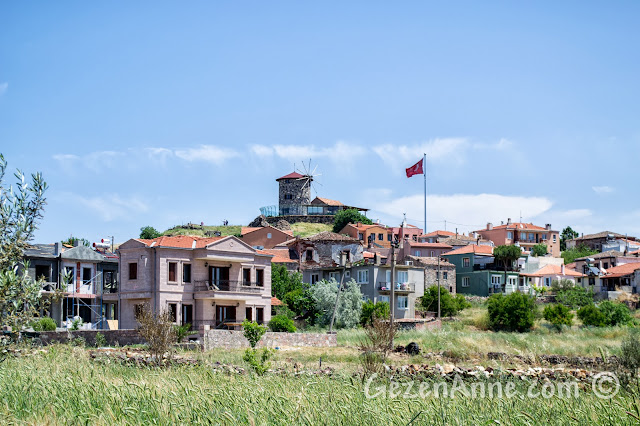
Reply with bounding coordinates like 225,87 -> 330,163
0,154 -> 48,330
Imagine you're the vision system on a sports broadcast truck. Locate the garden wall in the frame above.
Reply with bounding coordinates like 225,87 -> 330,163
203,330 -> 336,350
38,330 -> 145,346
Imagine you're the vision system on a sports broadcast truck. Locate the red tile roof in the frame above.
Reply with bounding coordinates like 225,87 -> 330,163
271,296 -> 284,306
521,264 -> 585,277
421,230 -> 456,238
477,222 -> 550,232
408,242 -> 453,249
258,249 -> 295,263
443,245 -> 494,256
314,197 -> 344,206
276,172 -> 304,180
137,235 -> 224,249
603,262 -> 640,278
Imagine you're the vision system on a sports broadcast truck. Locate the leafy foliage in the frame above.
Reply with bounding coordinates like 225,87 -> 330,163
543,304 -> 574,331
271,264 -> 304,300
598,301 -> 634,326
30,317 -> 56,331
173,323 -> 193,343
555,286 -> 594,309
620,329 -> 640,375
274,305 -> 296,319
531,244 -> 548,257
0,154 -> 48,330
135,304 -> 177,364
94,332 -> 107,347
268,315 -> 297,332
561,243 -> 598,265
577,304 -> 606,327
242,347 -> 273,376
360,301 -> 390,327
560,226 -> 579,251
61,236 -> 90,247
139,226 -> 162,239
420,286 -> 471,317
493,245 -> 522,271
358,315 -> 397,376
310,279 -> 363,329
487,292 -> 536,332
242,319 -> 267,348
332,209 -> 372,233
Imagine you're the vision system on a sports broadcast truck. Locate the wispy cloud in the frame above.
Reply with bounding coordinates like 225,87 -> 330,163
174,145 -> 239,164
592,186 -> 614,194
373,138 -> 468,170
59,192 -> 149,222
0,82 -> 7,95
251,141 -> 365,170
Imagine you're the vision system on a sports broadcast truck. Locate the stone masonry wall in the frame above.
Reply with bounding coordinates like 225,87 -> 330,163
278,179 -> 311,215
38,329 -> 145,346
203,330 -> 336,350
267,215 -> 335,225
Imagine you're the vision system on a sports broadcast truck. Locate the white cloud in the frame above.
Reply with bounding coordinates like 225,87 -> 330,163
145,147 -> 173,162
52,154 -> 79,162
250,145 -> 274,157
0,82 -> 7,95
251,141 -> 365,170
174,145 -> 239,164
373,138 -> 468,170
473,138 -> 514,151
370,192 -> 553,234
60,192 -> 149,222
592,186 -> 614,194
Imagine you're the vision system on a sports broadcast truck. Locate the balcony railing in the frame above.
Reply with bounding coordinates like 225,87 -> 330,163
194,280 -> 264,293
377,282 -> 415,293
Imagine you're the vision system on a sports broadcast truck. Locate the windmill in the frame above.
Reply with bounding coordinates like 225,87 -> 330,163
295,159 -> 322,197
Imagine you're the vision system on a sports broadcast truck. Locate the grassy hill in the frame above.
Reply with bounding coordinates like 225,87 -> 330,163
162,224 -> 242,238
290,222 -> 332,238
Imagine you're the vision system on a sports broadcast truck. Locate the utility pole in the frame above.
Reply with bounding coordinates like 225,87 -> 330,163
329,252 -> 348,334
389,242 -> 396,349
437,256 -> 441,319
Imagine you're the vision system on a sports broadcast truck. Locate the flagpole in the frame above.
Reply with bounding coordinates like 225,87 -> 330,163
423,153 -> 427,234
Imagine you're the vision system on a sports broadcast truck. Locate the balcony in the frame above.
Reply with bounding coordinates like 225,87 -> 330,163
194,280 -> 263,294
377,282 -> 415,294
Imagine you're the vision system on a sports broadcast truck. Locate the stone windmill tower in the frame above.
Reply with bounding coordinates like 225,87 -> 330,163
276,171 -> 312,216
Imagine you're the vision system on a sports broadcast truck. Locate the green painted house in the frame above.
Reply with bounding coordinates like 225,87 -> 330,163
443,245 -> 521,296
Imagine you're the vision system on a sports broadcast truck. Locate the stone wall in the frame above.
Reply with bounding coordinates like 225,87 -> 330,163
38,329 -> 145,346
203,330 -> 336,350
278,179 -> 311,215
266,215 -> 335,225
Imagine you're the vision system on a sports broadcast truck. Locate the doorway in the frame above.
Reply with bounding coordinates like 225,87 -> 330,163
182,304 -> 193,327
215,305 -> 236,328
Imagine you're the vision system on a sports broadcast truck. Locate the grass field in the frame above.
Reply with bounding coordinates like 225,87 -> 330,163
163,225 -> 242,238
1,345 -> 639,425
290,222 -> 333,237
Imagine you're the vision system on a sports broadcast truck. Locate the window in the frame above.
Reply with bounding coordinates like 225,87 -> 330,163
397,296 -> 408,310
430,251 -> 435,257
305,249 -> 314,262
553,234 -> 557,242
491,275 -> 501,286
542,234 -> 547,240
243,268 -> 251,285
463,258 -> 470,268
545,277 -> 551,287
378,295 -> 390,304
311,273 -> 319,284
443,272 -> 448,280
520,232 -> 526,240
168,303 -> 177,323
435,271 -> 439,279
329,271 -> 340,281
589,277 -> 595,286
134,304 -> 144,319
308,206 -> 323,214
507,232 -> 513,240
387,234 -> 392,241
82,267 -> 92,285
64,266 -> 74,284
284,194 -> 293,200
357,270 -> 369,283
528,233 -> 534,241
358,233 -> 364,240
508,276 -> 517,286
378,233 -> 384,241
603,262 -> 609,269
129,263 -> 137,280
267,233 -> 272,239
362,295 -> 370,301
462,277 -> 470,287
168,262 -> 177,282
577,278 -> 582,284
256,269 -> 264,287
397,271 -> 408,283
256,307 -> 264,324
183,264 -> 191,283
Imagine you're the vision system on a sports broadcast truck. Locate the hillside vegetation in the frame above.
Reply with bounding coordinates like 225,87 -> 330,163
290,222 -> 332,238
162,225 -> 242,238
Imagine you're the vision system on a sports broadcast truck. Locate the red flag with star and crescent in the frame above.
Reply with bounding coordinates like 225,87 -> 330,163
405,158 -> 424,178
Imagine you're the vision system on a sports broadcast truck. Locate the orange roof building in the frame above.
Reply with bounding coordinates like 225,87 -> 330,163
475,219 -> 560,257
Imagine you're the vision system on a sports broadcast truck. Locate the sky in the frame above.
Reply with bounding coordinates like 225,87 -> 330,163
1,1 -> 639,245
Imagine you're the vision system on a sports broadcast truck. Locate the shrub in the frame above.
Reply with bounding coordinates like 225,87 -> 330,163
577,304 -> 606,327
242,320 -> 271,375
551,279 -> 574,292
360,301 -> 390,327
598,301 -> 633,326
135,304 -> 177,365
543,304 -> 574,331
71,318 -> 82,331
420,286 -> 470,317
174,323 -> 193,343
532,244 -> 548,257
358,316 -> 396,377
94,332 -> 107,347
487,292 -> 536,332
31,317 -> 56,331
556,286 -> 594,309
268,315 -> 296,333
311,279 -> 363,329
242,320 -> 267,348
332,209 -> 372,233
274,305 -> 296,319
618,329 -> 640,389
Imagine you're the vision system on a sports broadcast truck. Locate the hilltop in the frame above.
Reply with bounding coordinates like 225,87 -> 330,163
162,222 -> 332,239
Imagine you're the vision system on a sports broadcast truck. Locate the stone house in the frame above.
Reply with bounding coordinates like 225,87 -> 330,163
404,255 -> 457,295
113,235 -> 272,332
566,231 -> 637,252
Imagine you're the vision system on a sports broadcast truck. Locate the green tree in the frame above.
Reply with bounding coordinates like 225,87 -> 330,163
360,300 -> 390,327
598,301 -> 633,326
332,209 -> 372,233
140,226 -> 162,239
487,292 -> 536,332
493,245 -> 522,287
560,226 -> 579,251
562,243 -> 598,265
531,244 -> 548,257
543,304 -> 574,331
271,264 -> 304,300
555,286 -> 594,308
577,304 -> 606,327
268,315 -> 297,332
61,236 -> 90,247
0,154 -> 48,331
420,286 -> 470,317
311,279 -> 363,328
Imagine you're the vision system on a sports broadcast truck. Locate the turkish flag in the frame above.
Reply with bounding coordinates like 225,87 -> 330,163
405,158 -> 424,178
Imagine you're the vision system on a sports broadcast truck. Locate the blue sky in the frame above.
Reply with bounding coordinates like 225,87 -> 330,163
1,1 -> 639,244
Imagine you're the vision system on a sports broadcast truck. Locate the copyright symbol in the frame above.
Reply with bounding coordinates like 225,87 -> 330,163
592,372 -> 620,399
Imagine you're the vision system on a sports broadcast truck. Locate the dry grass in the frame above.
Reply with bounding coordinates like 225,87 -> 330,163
163,225 -> 242,237
290,222 -> 333,237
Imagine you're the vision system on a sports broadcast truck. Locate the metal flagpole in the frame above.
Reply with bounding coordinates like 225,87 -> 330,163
423,153 -> 427,234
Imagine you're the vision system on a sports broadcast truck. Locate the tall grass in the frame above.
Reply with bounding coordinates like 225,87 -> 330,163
0,345 -> 638,424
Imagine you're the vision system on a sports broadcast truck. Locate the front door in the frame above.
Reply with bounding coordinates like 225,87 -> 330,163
215,305 -> 236,328
182,304 -> 193,327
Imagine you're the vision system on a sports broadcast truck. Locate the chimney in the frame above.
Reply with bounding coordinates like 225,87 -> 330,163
507,218 -> 512,225
561,264 -> 565,275
546,223 -> 552,231
455,228 -> 458,238
54,242 -> 62,256
501,221 -> 504,225
487,223 -> 493,231
73,239 -> 80,247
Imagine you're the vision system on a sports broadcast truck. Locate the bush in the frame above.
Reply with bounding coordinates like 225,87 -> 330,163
242,320 -> 267,348
420,286 -> 469,317
358,316 -> 397,376
487,292 -> 536,332
332,209 -> 372,233
274,305 -> 296,319
135,304 -> 177,364
94,332 -> 107,347
174,323 -> 193,343
556,286 -> 594,309
31,317 -> 56,331
268,315 -> 296,333
598,301 -> 633,326
360,301 -> 390,327
577,304 -> 606,327
311,279 -> 363,329
242,320 -> 272,375
543,304 -> 574,331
